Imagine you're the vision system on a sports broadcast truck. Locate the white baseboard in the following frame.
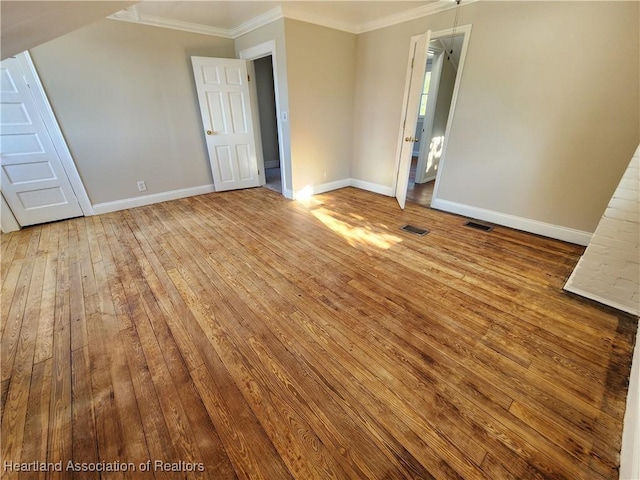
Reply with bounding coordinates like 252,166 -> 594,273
293,178 -> 351,199
92,184 -> 215,215
431,198 -> 593,246
349,179 -> 394,197
416,175 -> 436,184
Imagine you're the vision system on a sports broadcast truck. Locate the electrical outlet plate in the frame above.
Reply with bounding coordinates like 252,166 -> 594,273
137,181 -> 147,192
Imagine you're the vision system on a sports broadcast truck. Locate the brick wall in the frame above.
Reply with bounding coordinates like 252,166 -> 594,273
564,145 -> 640,316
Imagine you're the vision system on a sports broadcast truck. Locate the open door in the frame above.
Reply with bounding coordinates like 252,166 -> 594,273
395,31 -> 431,209
191,57 -> 260,192
414,46 -> 444,185
0,56 -> 84,226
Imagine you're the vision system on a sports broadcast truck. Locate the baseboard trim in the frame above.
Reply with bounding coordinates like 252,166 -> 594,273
349,179 -> 394,197
93,184 -> 215,215
416,175 -> 437,184
431,198 -> 593,246
293,179 -> 351,199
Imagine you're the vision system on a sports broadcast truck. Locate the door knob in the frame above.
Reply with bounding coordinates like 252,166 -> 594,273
405,136 -> 419,143
206,130 -> 213,135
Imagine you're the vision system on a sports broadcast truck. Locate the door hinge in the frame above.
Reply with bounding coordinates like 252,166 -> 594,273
411,58 -> 414,69
248,74 -> 251,82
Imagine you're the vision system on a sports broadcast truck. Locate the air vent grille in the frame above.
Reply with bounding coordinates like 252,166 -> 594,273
464,221 -> 493,232
400,224 -> 429,236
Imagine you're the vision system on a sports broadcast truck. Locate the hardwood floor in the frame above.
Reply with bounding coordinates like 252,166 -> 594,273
406,157 -> 434,207
1,187 -> 636,479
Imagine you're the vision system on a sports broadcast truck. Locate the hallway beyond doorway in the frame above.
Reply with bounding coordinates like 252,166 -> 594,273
406,157 -> 434,207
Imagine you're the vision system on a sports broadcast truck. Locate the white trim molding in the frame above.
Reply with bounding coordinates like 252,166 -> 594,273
109,5 -> 233,38
357,0 -> 480,34
92,184 -> 214,215
108,0 -> 481,39
350,179 -> 394,197
430,198 -> 593,246
281,4 -> 358,34
231,7 -> 284,39
293,179 -> 351,200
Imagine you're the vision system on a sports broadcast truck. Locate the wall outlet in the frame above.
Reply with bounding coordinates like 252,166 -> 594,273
137,181 -> 147,192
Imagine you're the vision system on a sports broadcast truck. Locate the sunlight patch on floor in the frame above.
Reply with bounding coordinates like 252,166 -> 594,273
310,207 -> 402,250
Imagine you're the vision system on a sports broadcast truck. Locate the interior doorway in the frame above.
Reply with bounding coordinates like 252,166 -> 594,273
240,40 -> 288,197
396,26 -> 471,209
253,55 -> 282,194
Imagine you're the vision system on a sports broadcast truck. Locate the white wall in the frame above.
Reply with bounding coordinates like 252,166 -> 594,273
29,19 -> 236,207
352,1 -> 639,237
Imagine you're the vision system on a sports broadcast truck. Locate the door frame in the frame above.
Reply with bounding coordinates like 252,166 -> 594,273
239,40 -> 291,199
13,52 -> 93,217
415,46 -> 444,184
393,24 -> 472,205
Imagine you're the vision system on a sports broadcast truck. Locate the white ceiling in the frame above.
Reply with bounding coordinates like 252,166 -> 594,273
0,0 -> 464,60
1,1 -> 136,59
113,0 -> 456,37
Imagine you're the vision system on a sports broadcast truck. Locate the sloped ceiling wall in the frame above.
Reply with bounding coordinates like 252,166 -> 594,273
1,1 -> 135,59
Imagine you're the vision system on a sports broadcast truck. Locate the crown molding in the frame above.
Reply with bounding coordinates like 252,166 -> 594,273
108,5 -> 233,39
108,1 -> 481,40
280,4 -> 359,34
230,7 -> 284,39
356,0 -> 481,34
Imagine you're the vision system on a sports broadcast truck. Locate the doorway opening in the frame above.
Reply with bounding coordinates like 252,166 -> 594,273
252,55 -> 282,194
407,32 -> 466,208
240,40 -> 289,198
395,25 -> 471,209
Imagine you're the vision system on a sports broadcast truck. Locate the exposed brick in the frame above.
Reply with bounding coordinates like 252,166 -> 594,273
613,188 -> 638,201
564,145 -> 640,315
608,197 -> 639,213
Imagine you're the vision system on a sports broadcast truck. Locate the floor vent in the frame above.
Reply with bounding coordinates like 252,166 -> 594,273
464,221 -> 493,232
400,224 -> 429,236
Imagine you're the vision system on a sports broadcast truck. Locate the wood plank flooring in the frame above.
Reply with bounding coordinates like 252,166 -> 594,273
1,187 -> 636,479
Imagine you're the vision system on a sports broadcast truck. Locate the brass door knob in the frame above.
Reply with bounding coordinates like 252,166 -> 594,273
206,130 -> 213,135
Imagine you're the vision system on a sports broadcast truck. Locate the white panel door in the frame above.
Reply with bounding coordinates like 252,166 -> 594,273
0,57 -> 82,226
191,57 -> 260,192
396,31 -> 431,209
